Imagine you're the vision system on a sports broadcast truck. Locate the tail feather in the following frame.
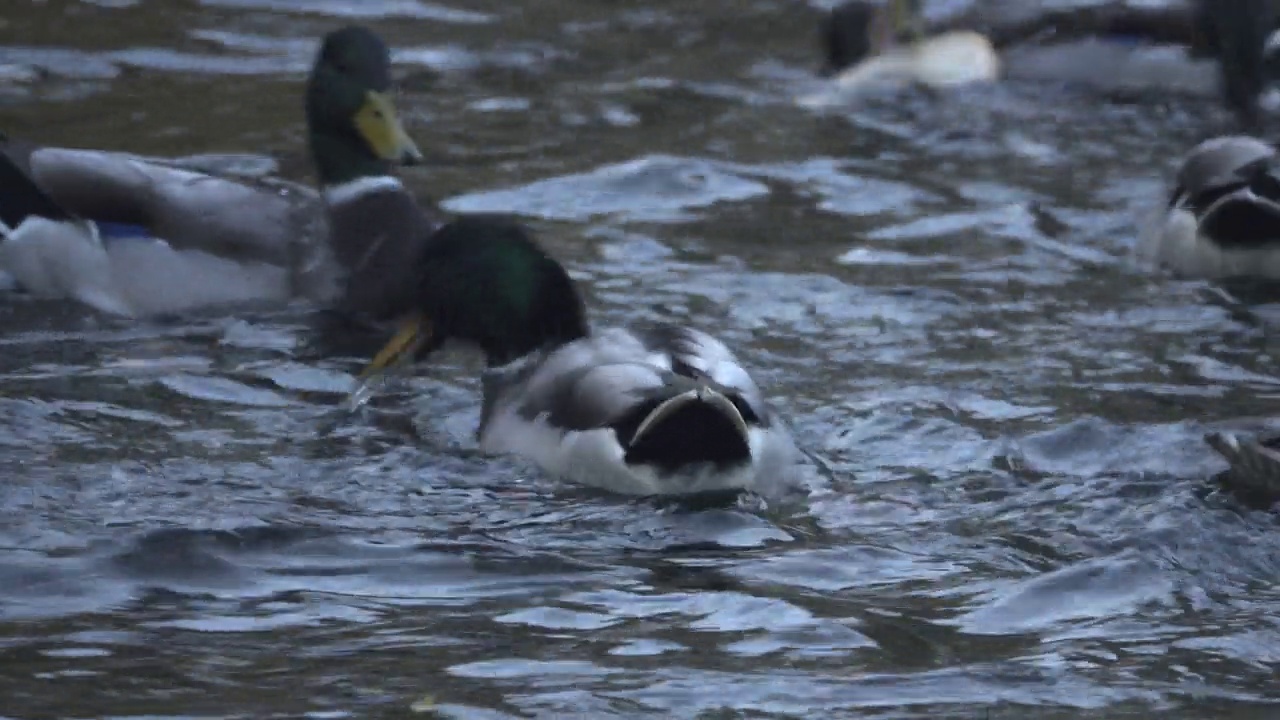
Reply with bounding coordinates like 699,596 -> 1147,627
0,148 -> 73,235
617,388 -> 752,473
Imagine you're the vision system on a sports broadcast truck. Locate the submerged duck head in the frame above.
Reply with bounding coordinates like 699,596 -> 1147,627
361,216 -> 590,373
305,26 -> 424,185
820,0 -> 922,76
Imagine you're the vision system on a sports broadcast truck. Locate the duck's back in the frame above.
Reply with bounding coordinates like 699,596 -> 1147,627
15,147 -> 319,267
477,324 -> 795,496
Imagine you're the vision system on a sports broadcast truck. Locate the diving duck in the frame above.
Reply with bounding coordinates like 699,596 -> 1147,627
0,25 -> 424,319
348,217 -> 800,498
1139,135 -> 1280,280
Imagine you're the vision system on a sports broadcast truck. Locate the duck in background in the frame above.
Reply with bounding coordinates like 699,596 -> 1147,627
0,25 -> 423,319
0,138 -> 326,317
341,218 -> 801,499
800,0 -> 1000,105
1138,135 -> 1280,281
803,0 -> 1280,129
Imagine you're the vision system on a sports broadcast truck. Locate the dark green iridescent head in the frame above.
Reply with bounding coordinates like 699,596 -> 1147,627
305,25 -> 423,185
411,216 -> 590,366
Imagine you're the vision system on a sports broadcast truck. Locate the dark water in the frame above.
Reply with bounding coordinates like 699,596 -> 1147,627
2,1 -> 1280,718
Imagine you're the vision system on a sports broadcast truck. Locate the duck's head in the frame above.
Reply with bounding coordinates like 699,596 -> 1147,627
359,216 -> 590,376
1194,0 -> 1280,129
306,25 -> 424,186
820,0 -> 923,76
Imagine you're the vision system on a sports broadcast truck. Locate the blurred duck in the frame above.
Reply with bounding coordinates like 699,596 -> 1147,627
346,219 -> 800,498
800,0 -> 1000,105
805,0 -> 1280,128
1139,135 -> 1280,280
0,25 -> 423,319
1206,431 -> 1280,507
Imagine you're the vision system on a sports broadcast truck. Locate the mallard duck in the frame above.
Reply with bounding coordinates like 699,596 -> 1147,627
800,0 -> 999,105
303,25 -> 437,325
1139,135 -> 1280,280
0,24 -> 423,319
348,217 -> 800,498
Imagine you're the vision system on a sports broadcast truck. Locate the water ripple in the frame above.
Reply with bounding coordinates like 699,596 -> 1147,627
1,0 -> 1278,717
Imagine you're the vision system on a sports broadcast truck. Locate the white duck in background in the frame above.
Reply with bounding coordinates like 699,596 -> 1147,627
1140,135 -> 1280,281
799,0 -> 1000,106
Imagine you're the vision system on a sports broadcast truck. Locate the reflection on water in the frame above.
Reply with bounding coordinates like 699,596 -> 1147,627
2,0 -> 1280,717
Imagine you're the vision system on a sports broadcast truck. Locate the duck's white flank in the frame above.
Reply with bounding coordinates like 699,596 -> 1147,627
0,216 -> 291,317
1139,205 -> 1280,281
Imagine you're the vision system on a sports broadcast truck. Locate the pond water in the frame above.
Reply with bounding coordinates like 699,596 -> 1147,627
1,1 -> 1278,718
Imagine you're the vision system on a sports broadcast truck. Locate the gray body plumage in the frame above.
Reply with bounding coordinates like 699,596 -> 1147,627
0,144 -> 333,317
0,146 -> 440,320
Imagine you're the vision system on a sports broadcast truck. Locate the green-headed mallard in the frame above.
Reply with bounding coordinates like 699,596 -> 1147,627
349,217 -> 800,498
1140,135 -> 1280,280
0,25 -> 423,319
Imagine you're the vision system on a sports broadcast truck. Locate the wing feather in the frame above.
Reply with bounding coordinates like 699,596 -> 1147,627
628,323 -> 768,417
480,323 -> 776,441
29,148 -> 319,266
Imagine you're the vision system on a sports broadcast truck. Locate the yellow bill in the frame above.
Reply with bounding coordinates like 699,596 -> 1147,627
354,90 -> 424,165
346,312 -> 433,412
359,312 -> 433,380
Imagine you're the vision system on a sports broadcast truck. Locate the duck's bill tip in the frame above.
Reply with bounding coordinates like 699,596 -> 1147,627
359,312 -> 432,380
398,146 -> 425,167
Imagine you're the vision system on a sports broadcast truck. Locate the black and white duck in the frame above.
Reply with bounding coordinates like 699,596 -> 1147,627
1140,135 -> 1280,280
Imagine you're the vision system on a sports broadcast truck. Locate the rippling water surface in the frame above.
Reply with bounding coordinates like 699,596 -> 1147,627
2,1 -> 1280,717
